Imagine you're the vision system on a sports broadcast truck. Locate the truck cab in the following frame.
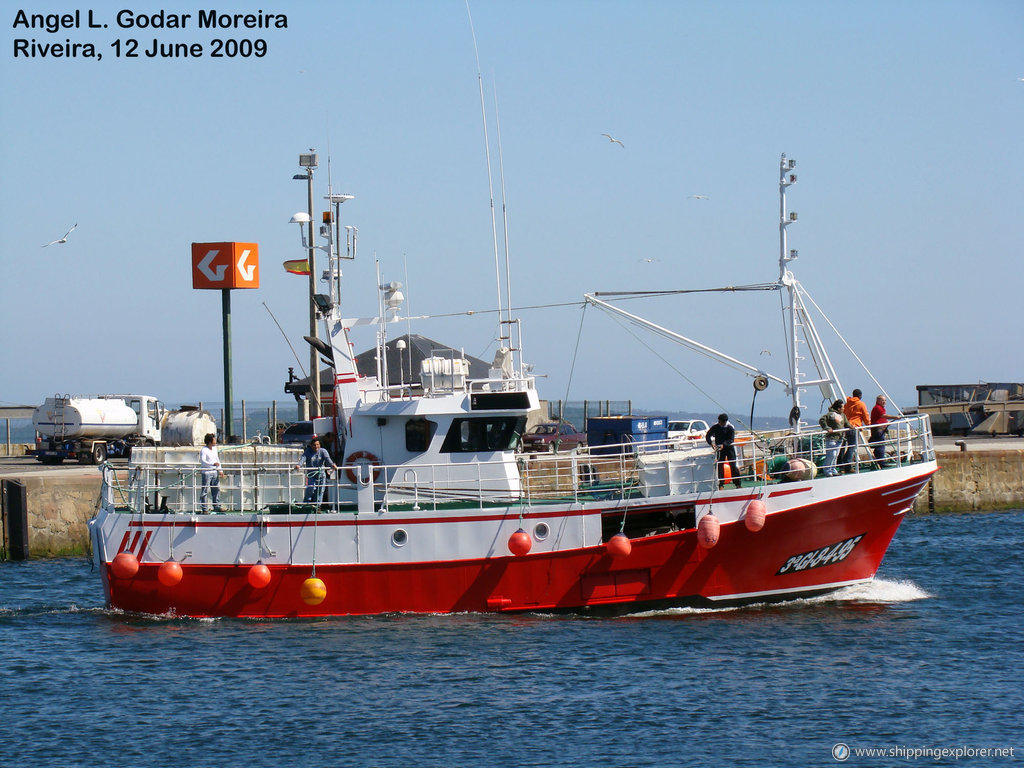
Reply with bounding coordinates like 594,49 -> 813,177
32,394 -> 166,464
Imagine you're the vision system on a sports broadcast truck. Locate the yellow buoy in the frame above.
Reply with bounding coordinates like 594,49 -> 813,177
300,577 -> 327,606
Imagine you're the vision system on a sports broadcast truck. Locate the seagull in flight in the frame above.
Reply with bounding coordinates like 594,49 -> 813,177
639,257 -> 658,263
689,194 -> 710,200
42,223 -> 78,247
601,133 -> 625,147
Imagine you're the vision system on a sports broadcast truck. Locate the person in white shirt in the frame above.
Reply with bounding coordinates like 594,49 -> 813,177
199,433 -> 223,512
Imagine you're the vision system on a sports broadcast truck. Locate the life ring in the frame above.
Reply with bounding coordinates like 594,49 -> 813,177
345,451 -> 382,484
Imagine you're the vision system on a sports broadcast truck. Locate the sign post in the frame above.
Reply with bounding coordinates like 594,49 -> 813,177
191,242 -> 260,441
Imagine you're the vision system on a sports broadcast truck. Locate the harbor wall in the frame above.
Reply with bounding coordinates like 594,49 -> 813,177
916,449 -> 1024,513
6,475 -> 101,557
2,449 -> 1022,558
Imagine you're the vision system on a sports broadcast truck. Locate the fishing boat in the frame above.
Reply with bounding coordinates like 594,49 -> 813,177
89,155 -> 937,617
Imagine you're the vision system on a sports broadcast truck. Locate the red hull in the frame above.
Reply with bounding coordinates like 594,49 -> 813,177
103,471 -> 931,618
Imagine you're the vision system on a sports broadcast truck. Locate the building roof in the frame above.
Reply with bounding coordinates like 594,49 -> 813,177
283,334 -> 492,397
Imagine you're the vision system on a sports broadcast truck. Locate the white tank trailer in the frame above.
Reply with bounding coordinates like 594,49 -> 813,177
32,395 -> 217,464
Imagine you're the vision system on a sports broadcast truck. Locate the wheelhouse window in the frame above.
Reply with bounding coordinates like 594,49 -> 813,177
405,418 -> 437,453
440,416 -> 525,453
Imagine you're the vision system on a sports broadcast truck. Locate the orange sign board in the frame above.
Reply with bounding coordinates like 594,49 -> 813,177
191,242 -> 260,290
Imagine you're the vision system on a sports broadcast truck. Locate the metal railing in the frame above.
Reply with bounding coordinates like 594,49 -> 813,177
101,415 -> 934,516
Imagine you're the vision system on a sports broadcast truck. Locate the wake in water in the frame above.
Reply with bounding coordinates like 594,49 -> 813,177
819,577 -> 931,604
627,578 -> 931,618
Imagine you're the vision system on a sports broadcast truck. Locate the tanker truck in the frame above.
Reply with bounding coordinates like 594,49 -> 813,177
31,394 -> 218,464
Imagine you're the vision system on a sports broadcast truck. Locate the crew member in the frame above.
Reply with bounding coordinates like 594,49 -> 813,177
706,413 -> 741,489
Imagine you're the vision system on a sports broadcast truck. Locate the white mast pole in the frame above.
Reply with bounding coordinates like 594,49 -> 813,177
779,154 -> 803,428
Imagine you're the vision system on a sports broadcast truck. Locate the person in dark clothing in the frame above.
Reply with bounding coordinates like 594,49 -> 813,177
706,413 -> 741,488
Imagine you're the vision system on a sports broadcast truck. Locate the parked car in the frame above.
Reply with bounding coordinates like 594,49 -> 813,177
521,422 -> 587,453
667,419 -> 709,443
280,420 -> 315,445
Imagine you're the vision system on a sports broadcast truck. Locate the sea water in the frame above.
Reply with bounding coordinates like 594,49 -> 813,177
1,510 -> 1021,767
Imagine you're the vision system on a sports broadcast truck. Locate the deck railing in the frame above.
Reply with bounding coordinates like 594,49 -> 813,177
101,415 -> 934,515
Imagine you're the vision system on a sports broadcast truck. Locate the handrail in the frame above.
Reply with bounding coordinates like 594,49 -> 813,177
101,415 -> 934,515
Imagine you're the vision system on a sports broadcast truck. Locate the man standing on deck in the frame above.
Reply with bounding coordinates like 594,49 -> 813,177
870,395 -> 894,463
199,433 -> 224,512
819,400 -> 851,477
706,413 -> 741,489
842,389 -> 871,472
297,436 -> 337,505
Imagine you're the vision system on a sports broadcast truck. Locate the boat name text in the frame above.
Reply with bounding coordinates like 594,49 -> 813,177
776,534 -> 865,575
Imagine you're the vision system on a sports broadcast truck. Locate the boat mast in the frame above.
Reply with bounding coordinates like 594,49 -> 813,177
779,154 -> 843,430
779,154 -> 802,425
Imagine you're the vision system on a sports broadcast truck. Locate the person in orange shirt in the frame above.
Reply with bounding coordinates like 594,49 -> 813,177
841,389 -> 871,471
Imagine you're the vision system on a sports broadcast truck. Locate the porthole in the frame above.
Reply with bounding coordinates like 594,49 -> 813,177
533,522 -> 550,541
391,528 -> 409,547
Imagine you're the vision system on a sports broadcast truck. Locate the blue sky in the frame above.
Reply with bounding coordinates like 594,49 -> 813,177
1,0 -> 1021,420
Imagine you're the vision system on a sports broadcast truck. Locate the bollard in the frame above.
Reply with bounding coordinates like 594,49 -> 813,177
1,479 -> 29,560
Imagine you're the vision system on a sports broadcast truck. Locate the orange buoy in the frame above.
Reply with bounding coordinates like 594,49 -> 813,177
720,461 -> 732,482
508,529 -> 532,556
606,532 -> 632,558
697,513 -> 720,549
110,551 -> 139,579
157,560 -> 183,587
248,563 -> 272,589
745,499 -> 767,532
300,576 -> 327,605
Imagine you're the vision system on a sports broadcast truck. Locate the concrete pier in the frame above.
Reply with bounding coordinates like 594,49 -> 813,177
1,436 -> 1022,558
918,436 -> 1024,513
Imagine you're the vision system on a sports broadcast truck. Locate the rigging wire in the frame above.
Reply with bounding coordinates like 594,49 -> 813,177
798,284 -> 903,415
601,309 -> 734,424
414,283 -> 780,322
593,283 -> 779,297
777,286 -> 795,394
563,303 -> 589,405
262,302 -> 307,377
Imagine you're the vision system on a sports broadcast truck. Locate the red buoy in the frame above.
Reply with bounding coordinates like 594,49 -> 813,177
745,499 -> 767,532
697,513 -> 720,549
110,551 -> 139,579
508,529 -> 532,556
157,560 -> 183,587
248,563 -> 272,589
606,532 -> 632,559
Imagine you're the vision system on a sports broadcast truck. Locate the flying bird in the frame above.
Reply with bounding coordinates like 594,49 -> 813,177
689,194 -> 710,200
639,257 -> 658,263
601,133 -> 624,147
42,223 -> 78,247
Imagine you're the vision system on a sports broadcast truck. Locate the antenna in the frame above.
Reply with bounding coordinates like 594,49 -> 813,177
492,79 -> 523,375
261,302 -> 306,375
465,1 -> 506,351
